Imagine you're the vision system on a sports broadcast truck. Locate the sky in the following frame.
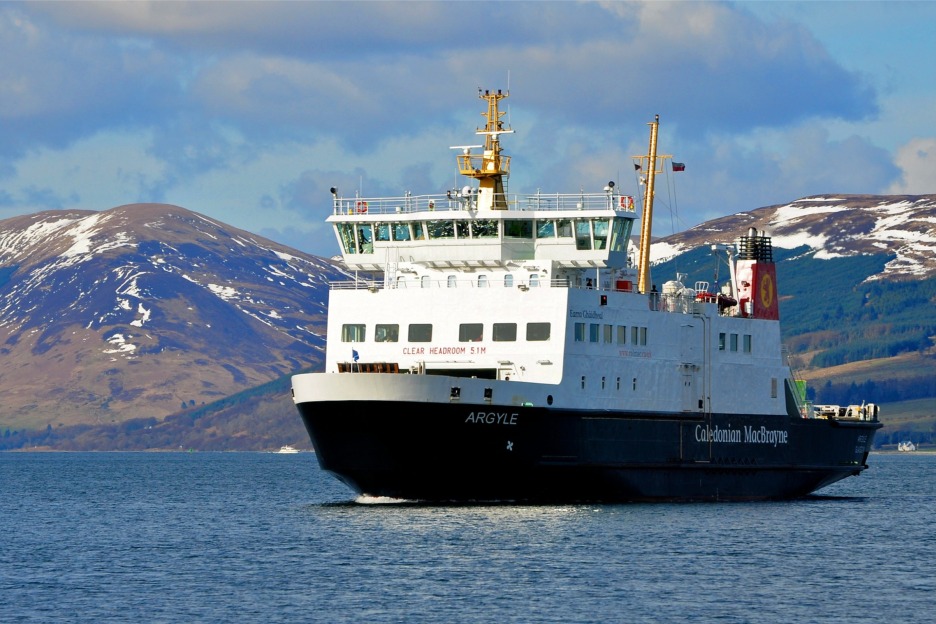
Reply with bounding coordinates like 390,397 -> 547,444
1,1 -> 934,258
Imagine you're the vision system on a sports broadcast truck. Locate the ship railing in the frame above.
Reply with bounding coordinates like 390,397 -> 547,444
332,192 -> 637,215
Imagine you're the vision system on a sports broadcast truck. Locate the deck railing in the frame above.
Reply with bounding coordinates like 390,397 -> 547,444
333,192 -> 636,216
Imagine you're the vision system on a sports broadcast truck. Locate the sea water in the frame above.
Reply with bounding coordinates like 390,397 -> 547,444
1,452 -> 932,623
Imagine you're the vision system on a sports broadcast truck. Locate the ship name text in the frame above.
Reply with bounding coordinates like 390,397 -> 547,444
569,309 -> 604,320
695,424 -> 789,447
465,411 -> 519,426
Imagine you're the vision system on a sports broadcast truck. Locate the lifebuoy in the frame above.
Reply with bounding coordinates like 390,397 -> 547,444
619,196 -> 634,210
356,201 -> 368,213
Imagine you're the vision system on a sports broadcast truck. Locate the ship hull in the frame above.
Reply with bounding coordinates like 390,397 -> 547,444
296,399 -> 881,503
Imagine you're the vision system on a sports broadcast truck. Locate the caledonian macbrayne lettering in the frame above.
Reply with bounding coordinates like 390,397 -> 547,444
695,424 -> 789,447
465,412 -> 519,425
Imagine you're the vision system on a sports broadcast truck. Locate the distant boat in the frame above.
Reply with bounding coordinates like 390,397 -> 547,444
277,445 -> 299,454
897,441 -> 917,452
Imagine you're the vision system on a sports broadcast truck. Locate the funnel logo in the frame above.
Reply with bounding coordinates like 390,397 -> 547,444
759,272 -> 774,309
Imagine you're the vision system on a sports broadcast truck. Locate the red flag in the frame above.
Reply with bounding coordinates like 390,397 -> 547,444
672,162 -> 685,172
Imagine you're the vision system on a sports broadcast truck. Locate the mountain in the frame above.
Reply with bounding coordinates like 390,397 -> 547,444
0,203 -> 348,433
650,194 -> 936,281
1,195 -> 934,450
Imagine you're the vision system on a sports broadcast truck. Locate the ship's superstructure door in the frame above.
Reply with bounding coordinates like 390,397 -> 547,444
680,324 -> 704,412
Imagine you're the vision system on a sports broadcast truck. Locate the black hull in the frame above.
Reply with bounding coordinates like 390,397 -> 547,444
297,401 -> 881,503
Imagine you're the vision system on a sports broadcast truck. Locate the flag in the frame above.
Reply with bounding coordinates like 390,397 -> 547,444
672,162 -> 686,172
634,163 -> 642,171
352,349 -> 360,362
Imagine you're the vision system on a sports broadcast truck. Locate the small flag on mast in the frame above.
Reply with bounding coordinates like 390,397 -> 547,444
672,162 -> 686,172
634,163 -> 642,171
352,349 -> 360,362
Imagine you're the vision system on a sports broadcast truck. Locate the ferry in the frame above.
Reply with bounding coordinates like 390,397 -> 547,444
291,88 -> 881,502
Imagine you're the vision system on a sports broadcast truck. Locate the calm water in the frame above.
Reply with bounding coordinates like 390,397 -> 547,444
2,452 -> 932,623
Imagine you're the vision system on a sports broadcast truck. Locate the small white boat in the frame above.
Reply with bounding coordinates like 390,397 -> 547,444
897,441 -> 917,452
277,445 -> 300,454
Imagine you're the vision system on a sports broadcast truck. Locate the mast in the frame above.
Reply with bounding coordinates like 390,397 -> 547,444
455,89 -> 514,210
635,115 -> 669,294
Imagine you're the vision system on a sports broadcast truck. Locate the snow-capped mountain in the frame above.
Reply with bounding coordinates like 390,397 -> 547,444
0,203 -> 348,430
1,195 -> 933,435
650,194 -> 936,280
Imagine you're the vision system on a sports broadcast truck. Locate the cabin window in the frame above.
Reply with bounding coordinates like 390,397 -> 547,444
375,324 -> 399,342
631,326 -> 639,345
574,322 -> 586,342
617,326 -> 627,345
730,333 -> 738,352
408,324 -> 432,342
743,334 -> 752,353
412,222 -> 426,240
601,376 -> 606,390
536,219 -> 555,238
421,276 -> 430,288
527,322 -> 551,341
392,223 -> 411,241
493,323 -> 517,342
639,327 -> 648,345
478,275 -> 488,288
529,274 -> 540,287
589,324 -> 600,343
459,323 -> 483,342
556,219 -> 573,238
504,274 -> 514,288
593,219 -> 609,250
447,275 -> 457,288
771,378 -> 778,399
427,220 -> 455,239
504,219 -> 533,238
575,219 -> 592,250
603,324 -> 613,344
341,324 -> 366,342
616,377 -> 621,390
375,224 -> 391,242
581,376 -> 586,390
719,332 -> 727,351
472,219 -> 498,238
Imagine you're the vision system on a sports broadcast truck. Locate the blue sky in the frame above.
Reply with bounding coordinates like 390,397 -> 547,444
1,1 -> 933,257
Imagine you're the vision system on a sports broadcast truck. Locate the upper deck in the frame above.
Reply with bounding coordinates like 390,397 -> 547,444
328,190 -> 637,271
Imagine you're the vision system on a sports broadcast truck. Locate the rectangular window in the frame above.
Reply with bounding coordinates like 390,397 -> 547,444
743,334 -> 752,353
617,326 -> 627,345
603,324 -> 613,344
341,324 -> 366,342
575,219 -> 592,250
504,219 -> 533,238
408,324 -> 432,342
574,322 -> 585,342
471,219 -> 498,238
375,224 -> 391,242
392,223 -> 411,241
374,324 -> 399,342
459,323 -> 483,342
589,323 -> 599,343
631,326 -> 639,345
730,333 -> 738,352
719,332 -> 726,351
527,322 -> 551,341
639,327 -> 647,346
493,323 -> 517,342
536,219 -> 556,238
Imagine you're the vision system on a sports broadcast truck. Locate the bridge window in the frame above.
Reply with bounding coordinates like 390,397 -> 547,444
427,220 -> 455,239
593,219 -> 609,250
504,219 -> 533,238
536,219 -> 555,238
575,220 -> 591,250
557,219 -> 573,238
392,223 -> 411,241
472,219 -> 498,238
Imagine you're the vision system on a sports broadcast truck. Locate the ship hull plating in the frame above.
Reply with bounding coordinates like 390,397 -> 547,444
297,400 -> 880,503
